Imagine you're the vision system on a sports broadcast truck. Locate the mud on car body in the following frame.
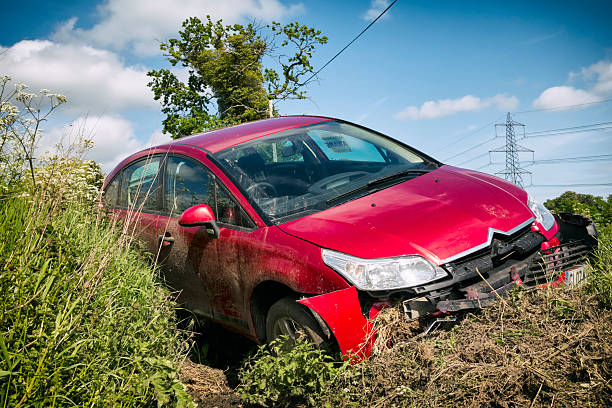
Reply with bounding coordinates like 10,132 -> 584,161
101,116 -> 598,358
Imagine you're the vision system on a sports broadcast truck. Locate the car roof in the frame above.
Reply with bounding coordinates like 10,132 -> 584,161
160,115 -> 333,153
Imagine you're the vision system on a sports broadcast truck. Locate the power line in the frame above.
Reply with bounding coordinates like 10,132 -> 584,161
527,183 -> 612,188
442,136 -> 497,161
525,126 -> 612,138
483,154 -> 612,167
515,98 -> 612,114
525,121 -> 612,135
455,151 -> 489,166
301,0 -> 399,86
434,114 -> 505,154
475,162 -> 492,170
525,154 -> 612,165
443,119 -> 611,160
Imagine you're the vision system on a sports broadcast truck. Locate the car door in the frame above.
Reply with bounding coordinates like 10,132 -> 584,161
157,155 -> 217,318
156,154 -> 258,331
108,156 -> 163,255
206,181 -> 257,331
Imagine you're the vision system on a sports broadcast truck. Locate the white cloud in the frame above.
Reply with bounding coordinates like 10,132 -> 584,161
0,40 -> 155,113
579,60 -> 612,95
532,60 -> 612,109
52,0 -> 304,56
395,94 -> 519,120
42,115 -> 172,172
532,86 -> 601,110
363,0 -> 391,21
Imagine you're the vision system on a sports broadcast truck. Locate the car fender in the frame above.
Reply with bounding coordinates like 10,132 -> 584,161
297,286 -> 374,359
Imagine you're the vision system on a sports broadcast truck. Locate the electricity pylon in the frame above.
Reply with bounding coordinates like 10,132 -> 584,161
489,112 -> 533,187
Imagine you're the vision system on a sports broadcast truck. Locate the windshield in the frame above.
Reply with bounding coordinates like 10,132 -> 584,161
213,120 -> 439,223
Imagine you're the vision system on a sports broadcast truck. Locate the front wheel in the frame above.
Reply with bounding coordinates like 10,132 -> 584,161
266,297 -> 329,347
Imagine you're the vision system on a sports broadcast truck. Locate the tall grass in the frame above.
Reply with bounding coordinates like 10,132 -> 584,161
0,186 -> 193,406
586,224 -> 612,308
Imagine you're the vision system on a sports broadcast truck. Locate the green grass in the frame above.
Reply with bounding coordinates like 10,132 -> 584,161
586,223 -> 612,308
0,189 -> 193,407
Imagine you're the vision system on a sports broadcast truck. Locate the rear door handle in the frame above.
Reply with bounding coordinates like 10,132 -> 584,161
158,234 -> 175,246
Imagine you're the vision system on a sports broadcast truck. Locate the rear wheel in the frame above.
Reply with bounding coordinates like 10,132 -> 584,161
265,297 -> 328,347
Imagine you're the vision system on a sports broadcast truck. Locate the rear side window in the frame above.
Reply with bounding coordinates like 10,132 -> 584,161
119,157 -> 161,211
249,138 -> 305,164
165,156 -> 215,214
102,175 -> 120,208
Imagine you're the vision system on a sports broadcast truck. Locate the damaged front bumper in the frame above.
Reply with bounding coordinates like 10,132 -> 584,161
299,213 -> 598,359
434,212 -> 597,313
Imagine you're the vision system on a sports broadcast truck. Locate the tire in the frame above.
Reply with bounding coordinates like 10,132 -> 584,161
265,297 -> 328,347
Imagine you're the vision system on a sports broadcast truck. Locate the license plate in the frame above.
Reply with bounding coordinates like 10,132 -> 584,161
565,266 -> 587,286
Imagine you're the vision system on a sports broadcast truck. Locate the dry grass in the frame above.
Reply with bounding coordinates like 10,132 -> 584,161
321,287 -> 612,408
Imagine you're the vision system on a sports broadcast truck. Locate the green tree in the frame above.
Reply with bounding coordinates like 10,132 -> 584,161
544,191 -> 611,227
147,16 -> 327,139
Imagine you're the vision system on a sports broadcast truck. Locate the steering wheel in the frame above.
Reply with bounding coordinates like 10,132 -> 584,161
308,171 -> 369,195
246,181 -> 278,198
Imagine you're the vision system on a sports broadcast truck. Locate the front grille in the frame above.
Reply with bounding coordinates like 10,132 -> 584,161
523,240 -> 591,286
447,224 -> 543,282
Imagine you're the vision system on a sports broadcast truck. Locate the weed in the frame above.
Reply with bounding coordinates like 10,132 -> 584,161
0,188 -> 193,406
238,336 -> 348,407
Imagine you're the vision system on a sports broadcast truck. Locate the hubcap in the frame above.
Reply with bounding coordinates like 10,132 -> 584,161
272,317 -> 307,341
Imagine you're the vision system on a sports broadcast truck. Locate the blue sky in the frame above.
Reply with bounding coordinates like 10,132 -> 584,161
1,0 -> 611,201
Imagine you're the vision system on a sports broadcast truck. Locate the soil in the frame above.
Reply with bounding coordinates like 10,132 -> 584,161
179,320 -> 257,407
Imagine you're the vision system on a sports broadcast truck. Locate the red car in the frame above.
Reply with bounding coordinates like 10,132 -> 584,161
102,116 -> 597,356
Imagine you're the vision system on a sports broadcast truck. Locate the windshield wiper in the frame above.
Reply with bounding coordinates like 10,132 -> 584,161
326,168 -> 432,205
366,168 -> 432,188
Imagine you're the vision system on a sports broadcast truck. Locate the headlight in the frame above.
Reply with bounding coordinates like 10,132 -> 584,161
322,249 -> 448,291
527,194 -> 555,231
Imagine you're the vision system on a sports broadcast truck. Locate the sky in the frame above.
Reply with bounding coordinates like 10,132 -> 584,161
1,0 -> 611,202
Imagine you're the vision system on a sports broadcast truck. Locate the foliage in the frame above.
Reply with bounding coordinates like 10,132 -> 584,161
34,156 -> 104,205
237,336 -> 347,407
0,77 -> 194,406
147,16 -> 327,138
544,190 -> 611,227
586,224 -> 612,308
0,185 -> 194,407
0,75 -> 66,191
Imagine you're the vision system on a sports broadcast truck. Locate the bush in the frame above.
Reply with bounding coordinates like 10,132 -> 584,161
34,156 -> 104,205
238,336 -> 347,407
0,190 -> 193,407
544,190 -> 611,227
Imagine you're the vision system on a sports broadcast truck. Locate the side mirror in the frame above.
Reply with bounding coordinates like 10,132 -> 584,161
178,204 -> 220,238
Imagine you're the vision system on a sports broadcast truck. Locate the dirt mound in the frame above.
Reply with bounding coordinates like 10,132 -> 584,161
322,287 -> 612,407
180,359 -> 242,407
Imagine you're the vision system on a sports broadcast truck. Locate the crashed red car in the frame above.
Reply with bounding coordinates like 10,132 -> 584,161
102,116 -> 597,357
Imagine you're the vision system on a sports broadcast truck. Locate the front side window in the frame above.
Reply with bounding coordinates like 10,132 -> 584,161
165,156 -> 215,214
215,182 -> 254,228
164,155 -> 254,229
119,157 -> 161,211
214,120 -> 439,223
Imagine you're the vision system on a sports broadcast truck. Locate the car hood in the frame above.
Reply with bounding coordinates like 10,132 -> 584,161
277,165 -> 536,265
